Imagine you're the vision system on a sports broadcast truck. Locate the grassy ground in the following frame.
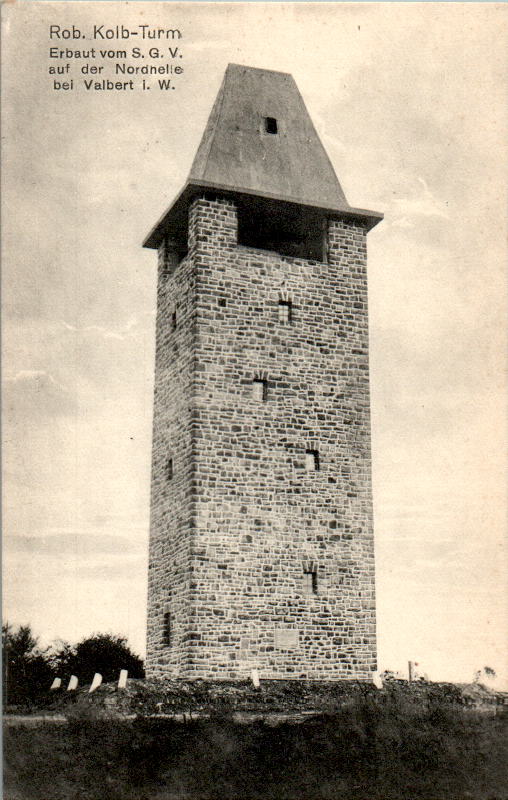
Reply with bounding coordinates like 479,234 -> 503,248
6,676 -> 501,716
4,686 -> 508,800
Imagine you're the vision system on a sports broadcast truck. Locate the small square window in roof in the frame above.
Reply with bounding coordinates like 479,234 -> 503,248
264,116 -> 278,134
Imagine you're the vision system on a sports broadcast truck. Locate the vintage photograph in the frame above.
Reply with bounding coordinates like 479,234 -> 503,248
2,2 -> 507,798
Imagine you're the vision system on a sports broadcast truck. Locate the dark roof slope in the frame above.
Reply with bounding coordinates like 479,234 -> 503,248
188,63 -> 350,211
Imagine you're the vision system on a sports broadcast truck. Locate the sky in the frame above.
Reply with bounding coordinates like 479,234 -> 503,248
2,2 -> 507,686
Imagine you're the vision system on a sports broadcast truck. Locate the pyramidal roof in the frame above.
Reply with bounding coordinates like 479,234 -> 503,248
144,64 -> 382,248
188,63 -> 349,210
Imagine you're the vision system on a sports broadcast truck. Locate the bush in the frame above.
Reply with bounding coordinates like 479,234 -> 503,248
2,623 -> 54,709
2,623 -> 145,711
51,633 -> 145,685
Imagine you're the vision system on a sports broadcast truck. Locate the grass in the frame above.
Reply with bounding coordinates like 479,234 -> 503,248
4,687 -> 508,800
5,676 -> 482,717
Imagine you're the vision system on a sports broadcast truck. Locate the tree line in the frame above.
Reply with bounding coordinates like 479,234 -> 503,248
2,622 -> 144,708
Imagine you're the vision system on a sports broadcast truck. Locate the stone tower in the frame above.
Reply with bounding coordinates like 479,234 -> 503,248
144,64 -> 382,680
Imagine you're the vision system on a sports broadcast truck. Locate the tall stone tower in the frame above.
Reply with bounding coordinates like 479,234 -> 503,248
144,64 -> 382,680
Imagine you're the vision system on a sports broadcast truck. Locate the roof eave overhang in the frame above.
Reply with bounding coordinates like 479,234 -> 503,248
143,180 -> 383,249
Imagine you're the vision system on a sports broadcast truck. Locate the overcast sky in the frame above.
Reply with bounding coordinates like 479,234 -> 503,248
2,2 -> 507,686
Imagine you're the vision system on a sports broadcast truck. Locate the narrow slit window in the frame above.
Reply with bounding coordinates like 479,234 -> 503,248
167,458 -> 174,480
278,299 -> 292,323
303,569 -> 318,596
252,378 -> 268,401
162,610 -> 171,646
264,117 -> 278,134
305,449 -> 320,471
171,309 -> 177,331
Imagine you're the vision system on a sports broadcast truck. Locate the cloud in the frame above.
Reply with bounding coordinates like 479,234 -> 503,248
5,533 -> 144,557
6,369 -> 62,386
60,314 -> 150,342
3,370 -> 78,418
387,177 -> 450,229
69,561 -> 145,582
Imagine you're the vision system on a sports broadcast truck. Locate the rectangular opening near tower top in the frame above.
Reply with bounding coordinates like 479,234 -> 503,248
237,203 -> 327,261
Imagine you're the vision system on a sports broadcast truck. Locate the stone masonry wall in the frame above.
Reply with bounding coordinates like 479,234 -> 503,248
145,238 -> 197,678
146,195 -> 376,680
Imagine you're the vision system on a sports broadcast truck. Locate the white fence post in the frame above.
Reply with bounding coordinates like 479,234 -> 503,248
89,673 -> 102,693
118,669 -> 128,689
